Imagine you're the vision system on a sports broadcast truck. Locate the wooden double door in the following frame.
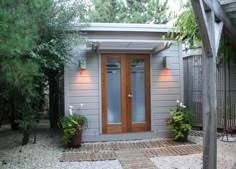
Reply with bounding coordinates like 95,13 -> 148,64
102,54 -> 151,133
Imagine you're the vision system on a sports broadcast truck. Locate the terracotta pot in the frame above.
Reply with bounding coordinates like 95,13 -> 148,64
70,125 -> 83,147
176,130 -> 189,142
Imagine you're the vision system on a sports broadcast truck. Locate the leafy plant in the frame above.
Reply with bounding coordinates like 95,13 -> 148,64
166,2 -> 200,49
62,114 -> 88,145
167,100 -> 193,141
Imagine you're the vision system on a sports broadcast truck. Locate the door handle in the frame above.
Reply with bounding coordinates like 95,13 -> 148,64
128,94 -> 133,98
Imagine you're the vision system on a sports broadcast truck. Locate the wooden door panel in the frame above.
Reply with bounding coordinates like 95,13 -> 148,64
126,54 -> 151,132
102,54 -> 124,133
102,54 -> 150,133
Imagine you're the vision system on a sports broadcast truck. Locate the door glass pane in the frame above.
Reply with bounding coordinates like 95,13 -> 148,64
131,59 -> 145,122
106,58 -> 121,124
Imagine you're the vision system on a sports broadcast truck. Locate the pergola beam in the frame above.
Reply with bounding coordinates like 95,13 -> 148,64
152,42 -> 172,55
203,0 -> 236,38
191,0 -> 224,169
191,0 -> 213,56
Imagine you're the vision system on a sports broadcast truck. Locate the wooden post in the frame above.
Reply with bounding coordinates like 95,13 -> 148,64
190,0 -> 223,168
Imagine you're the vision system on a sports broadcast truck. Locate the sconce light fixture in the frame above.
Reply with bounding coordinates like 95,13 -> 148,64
78,55 -> 86,70
162,56 -> 168,68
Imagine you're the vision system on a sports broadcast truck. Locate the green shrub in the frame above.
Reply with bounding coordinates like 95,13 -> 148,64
62,114 -> 87,145
167,100 -> 193,140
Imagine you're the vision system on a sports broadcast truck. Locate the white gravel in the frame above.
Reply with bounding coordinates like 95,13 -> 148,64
151,136 -> 236,169
1,124 -> 235,169
0,125 -> 122,169
151,154 -> 202,169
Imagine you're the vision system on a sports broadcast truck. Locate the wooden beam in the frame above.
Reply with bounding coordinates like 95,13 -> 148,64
152,42 -> 172,54
215,22 -> 224,54
227,12 -> 236,19
203,0 -> 236,38
191,0 -> 213,56
222,3 -> 236,12
219,0 -> 236,5
190,1 -> 223,169
202,11 -> 217,169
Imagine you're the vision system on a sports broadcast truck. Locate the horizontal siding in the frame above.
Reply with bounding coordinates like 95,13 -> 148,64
65,49 -> 100,138
152,75 -> 180,82
65,40 -> 182,141
152,82 -> 181,88
152,112 -> 170,120
152,70 -> 180,76
152,88 -> 180,94
69,84 -> 98,90
152,95 -> 180,101
151,43 -> 182,137
68,96 -> 98,103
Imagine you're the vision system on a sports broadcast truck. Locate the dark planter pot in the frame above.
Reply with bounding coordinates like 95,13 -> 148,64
11,120 -> 19,130
22,130 -> 30,145
69,126 -> 83,148
175,130 -> 189,142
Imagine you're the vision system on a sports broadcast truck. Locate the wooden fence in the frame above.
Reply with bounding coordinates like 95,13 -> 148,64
183,50 -> 236,128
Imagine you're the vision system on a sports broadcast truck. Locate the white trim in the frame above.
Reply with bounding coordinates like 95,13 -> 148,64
179,43 -> 184,102
88,39 -> 174,43
88,39 -> 173,54
97,49 -> 153,53
150,53 -> 154,132
64,66 -> 69,115
71,23 -> 172,33
98,53 -> 102,134
183,48 -> 202,57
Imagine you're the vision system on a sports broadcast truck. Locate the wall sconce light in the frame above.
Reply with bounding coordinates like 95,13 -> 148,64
162,56 -> 168,68
78,55 -> 86,70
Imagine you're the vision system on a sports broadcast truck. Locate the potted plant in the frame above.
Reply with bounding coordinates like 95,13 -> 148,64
167,100 -> 193,142
62,114 -> 87,147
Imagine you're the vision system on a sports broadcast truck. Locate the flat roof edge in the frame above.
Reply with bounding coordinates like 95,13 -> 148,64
69,23 -> 173,33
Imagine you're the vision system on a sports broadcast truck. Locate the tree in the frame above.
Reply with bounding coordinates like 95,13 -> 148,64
170,2 -> 200,48
84,0 -> 171,24
30,0 -> 86,129
0,0 -> 86,144
0,0 -> 46,131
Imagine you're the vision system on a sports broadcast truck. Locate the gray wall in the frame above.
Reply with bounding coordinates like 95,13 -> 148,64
64,31 -> 183,142
151,43 -> 183,137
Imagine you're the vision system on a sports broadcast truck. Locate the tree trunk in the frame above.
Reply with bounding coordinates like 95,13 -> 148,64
10,96 -> 18,130
22,129 -> 30,145
48,70 -> 60,129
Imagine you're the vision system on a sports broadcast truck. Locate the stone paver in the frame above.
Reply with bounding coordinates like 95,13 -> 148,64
141,144 -> 202,157
60,151 -> 116,162
232,162 -> 236,169
60,138 -> 202,169
115,150 -> 156,169
62,139 -> 194,152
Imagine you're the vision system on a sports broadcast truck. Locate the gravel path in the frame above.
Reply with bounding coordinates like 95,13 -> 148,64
151,136 -> 236,169
0,124 -> 235,169
0,125 -> 122,169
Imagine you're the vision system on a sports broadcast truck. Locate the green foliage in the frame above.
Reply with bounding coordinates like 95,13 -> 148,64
29,0 -> 86,71
168,2 -> 200,48
19,112 -> 34,131
167,101 -> 193,140
0,58 -> 43,133
0,0 -> 86,143
84,0 -> 171,24
0,0 -> 49,57
62,114 -> 88,145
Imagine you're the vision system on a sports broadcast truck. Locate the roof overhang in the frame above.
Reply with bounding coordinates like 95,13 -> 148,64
87,39 -> 172,54
70,23 -> 172,33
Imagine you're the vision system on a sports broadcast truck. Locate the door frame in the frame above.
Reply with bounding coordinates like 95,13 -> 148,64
101,53 -> 151,133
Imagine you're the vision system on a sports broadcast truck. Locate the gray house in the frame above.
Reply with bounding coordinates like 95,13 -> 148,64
64,23 -> 183,142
